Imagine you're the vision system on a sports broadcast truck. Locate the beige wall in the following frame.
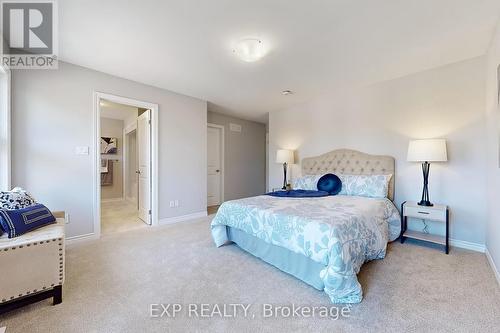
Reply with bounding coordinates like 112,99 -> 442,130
0,68 -> 9,191
100,117 -> 124,200
269,56 -> 487,246
207,111 -> 266,201
12,61 -> 207,238
485,19 -> 500,274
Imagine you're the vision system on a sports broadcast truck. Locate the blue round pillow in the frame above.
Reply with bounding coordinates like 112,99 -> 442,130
317,173 -> 342,195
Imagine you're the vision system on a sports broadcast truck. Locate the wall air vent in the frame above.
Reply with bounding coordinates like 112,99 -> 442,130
229,123 -> 242,133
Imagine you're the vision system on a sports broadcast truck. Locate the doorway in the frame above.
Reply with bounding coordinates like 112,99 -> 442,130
93,92 -> 158,238
207,123 -> 224,213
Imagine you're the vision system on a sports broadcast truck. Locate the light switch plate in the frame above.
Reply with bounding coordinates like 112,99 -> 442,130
75,146 -> 89,155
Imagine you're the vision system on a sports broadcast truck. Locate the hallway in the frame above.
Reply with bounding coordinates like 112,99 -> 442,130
101,200 -> 147,234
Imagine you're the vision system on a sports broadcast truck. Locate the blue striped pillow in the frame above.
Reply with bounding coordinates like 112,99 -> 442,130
0,204 -> 56,238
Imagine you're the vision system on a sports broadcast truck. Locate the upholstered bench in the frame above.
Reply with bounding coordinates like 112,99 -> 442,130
0,211 -> 65,314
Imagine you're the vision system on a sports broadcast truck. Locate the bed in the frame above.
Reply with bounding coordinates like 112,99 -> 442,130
211,149 -> 401,303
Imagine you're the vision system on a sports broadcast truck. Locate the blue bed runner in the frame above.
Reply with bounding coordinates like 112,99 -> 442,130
266,189 -> 330,197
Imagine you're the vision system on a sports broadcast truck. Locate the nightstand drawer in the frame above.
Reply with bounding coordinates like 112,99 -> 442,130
403,205 -> 446,221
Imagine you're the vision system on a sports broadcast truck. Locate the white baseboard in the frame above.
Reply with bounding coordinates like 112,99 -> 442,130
66,211 -> 208,243
66,232 -> 98,244
486,248 -> 500,287
101,198 -> 124,203
158,211 -> 208,226
449,238 -> 485,253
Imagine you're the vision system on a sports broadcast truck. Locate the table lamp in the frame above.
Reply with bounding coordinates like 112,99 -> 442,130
276,149 -> 294,190
407,139 -> 447,206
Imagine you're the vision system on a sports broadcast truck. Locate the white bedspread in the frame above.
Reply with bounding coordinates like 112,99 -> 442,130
211,195 -> 401,303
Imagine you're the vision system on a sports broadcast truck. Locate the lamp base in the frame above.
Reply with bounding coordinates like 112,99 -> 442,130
282,162 -> 288,191
418,162 -> 434,207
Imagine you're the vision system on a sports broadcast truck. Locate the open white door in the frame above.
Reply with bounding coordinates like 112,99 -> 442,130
137,110 -> 151,224
207,125 -> 223,206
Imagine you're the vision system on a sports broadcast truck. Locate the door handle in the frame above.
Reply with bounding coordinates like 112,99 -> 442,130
216,169 -> 220,173
136,170 -> 141,174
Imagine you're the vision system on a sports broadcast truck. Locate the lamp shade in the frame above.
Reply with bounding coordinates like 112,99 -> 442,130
407,139 -> 447,162
276,149 -> 294,164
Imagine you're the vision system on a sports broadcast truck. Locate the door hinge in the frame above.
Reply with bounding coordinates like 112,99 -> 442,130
148,119 -> 151,125
148,209 -> 151,215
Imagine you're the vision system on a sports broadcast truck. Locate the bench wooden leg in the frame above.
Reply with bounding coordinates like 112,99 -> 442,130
0,285 -> 62,314
53,285 -> 62,305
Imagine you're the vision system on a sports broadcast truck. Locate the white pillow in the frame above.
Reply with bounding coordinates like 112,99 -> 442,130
338,174 -> 392,199
0,187 -> 37,210
292,175 -> 322,191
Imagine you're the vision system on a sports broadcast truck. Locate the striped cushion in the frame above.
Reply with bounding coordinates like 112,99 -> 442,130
0,204 -> 56,238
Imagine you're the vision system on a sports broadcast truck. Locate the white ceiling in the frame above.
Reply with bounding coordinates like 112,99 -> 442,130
60,0 -> 500,123
100,100 -> 138,121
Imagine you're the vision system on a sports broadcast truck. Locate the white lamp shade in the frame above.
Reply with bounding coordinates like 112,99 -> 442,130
407,139 -> 448,162
276,149 -> 294,164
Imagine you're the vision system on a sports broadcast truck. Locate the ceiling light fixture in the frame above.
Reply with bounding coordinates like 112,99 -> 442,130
281,90 -> 293,95
233,38 -> 265,62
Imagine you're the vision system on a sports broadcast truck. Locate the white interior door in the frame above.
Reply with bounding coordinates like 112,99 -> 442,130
207,126 -> 222,206
137,110 -> 151,224
126,130 -> 138,206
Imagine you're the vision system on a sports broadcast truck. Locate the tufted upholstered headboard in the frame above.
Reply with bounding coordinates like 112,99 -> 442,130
301,149 -> 396,201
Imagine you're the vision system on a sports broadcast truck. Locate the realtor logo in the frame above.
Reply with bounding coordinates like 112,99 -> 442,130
1,0 -> 58,69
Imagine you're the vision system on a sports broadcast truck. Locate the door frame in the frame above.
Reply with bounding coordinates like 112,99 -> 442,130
207,123 -> 225,205
93,92 -> 159,238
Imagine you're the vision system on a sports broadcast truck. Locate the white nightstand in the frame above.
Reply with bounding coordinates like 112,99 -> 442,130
400,201 -> 450,254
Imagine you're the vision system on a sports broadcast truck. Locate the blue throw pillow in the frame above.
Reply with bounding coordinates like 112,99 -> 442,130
0,204 -> 56,238
317,173 -> 342,195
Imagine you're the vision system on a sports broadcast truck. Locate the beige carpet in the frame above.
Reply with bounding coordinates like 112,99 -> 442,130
1,216 -> 499,332
101,200 -> 147,234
